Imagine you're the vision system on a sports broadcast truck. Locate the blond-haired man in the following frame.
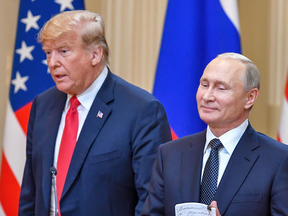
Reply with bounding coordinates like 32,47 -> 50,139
19,10 -> 171,216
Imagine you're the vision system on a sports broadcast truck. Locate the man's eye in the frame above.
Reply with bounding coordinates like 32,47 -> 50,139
59,48 -> 69,54
201,83 -> 208,87
218,86 -> 226,90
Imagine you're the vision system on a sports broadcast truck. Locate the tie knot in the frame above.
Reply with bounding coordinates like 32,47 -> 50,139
70,96 -> 81,110
209,138 -> 223,150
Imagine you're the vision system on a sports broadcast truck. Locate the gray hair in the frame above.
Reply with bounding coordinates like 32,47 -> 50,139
218,52 -> 260,92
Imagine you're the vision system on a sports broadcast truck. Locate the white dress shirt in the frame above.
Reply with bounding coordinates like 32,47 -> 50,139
50,66 -> 108,215
201,119 -> 249,186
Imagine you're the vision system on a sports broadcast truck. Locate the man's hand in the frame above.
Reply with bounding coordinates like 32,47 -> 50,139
210,201 -> 221,216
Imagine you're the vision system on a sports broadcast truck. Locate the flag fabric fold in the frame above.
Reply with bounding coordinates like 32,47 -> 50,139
0,1 -> 84,215
277,69 -> 288,144
153,0 -> 241,139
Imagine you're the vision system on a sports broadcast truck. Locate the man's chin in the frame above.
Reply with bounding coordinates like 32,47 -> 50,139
199,115 -> 218,125
55,84 -> 73,95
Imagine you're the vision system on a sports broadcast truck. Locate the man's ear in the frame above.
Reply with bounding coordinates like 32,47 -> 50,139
91,46 -> 103,66
244,88 -> 259,110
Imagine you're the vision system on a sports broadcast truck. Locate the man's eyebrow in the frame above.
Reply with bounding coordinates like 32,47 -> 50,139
215,80 -> 228,86
200,77 -> 208,82
42,46 -> 49,50
42,42 -> 71,50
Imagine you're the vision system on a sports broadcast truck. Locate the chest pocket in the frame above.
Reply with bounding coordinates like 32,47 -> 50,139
87,149 -> 122,164
232,193 -> 262,203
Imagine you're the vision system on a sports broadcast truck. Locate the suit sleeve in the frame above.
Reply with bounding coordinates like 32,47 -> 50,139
141,145 -> 165,216
131,99 -> 171,216
270,152 -> 288,215
18,97 -> 37,215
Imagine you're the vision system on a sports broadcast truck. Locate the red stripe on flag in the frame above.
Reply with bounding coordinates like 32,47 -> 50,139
171,128 -> 178,140
0,152 -> 21,216
277,133 -> 282,142
15,101 -> 32,135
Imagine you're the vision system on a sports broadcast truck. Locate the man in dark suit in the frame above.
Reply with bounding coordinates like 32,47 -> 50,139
141,53 -> 288,216
18,10 -> 171,216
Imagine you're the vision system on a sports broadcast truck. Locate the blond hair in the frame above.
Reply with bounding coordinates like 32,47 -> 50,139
38,10 -> 110,64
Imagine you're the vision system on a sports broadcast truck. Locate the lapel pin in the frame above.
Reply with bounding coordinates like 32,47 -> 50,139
97,110 -> 104,119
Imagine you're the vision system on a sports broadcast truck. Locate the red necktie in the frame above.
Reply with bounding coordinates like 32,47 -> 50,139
56,96 -> 80,215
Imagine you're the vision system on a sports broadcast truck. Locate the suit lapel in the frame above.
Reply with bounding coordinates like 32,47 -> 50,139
42,91 -> 67,210
61,71 -> 115,200
180,131 -> 206,202
215,124 -> 260,215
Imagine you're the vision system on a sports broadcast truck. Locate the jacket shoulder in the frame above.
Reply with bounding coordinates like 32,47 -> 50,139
257,131 -> 288,153
111,72 -> 157,102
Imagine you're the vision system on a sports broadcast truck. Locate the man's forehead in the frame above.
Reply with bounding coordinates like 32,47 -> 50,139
42,37 -> 78,50
204,58 -> 245,75
209,57 -> 245,68
43,30 -> 79,45
201,66 -> 244,85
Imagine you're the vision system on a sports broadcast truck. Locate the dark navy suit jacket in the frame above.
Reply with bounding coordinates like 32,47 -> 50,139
18,70 -> 172,216
141,124 -> 288,216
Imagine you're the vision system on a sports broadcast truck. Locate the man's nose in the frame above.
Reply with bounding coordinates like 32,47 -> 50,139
48,52 -> 60,68
203,87 -> 215,102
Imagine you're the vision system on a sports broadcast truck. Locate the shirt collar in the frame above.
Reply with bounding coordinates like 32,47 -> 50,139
204,119 -> 249,155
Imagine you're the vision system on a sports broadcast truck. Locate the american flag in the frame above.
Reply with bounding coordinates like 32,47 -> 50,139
97,111 -> 104,119
0,0 -> 84,215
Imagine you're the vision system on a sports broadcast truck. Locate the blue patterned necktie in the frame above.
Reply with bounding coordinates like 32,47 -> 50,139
200,138 -> 223,205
